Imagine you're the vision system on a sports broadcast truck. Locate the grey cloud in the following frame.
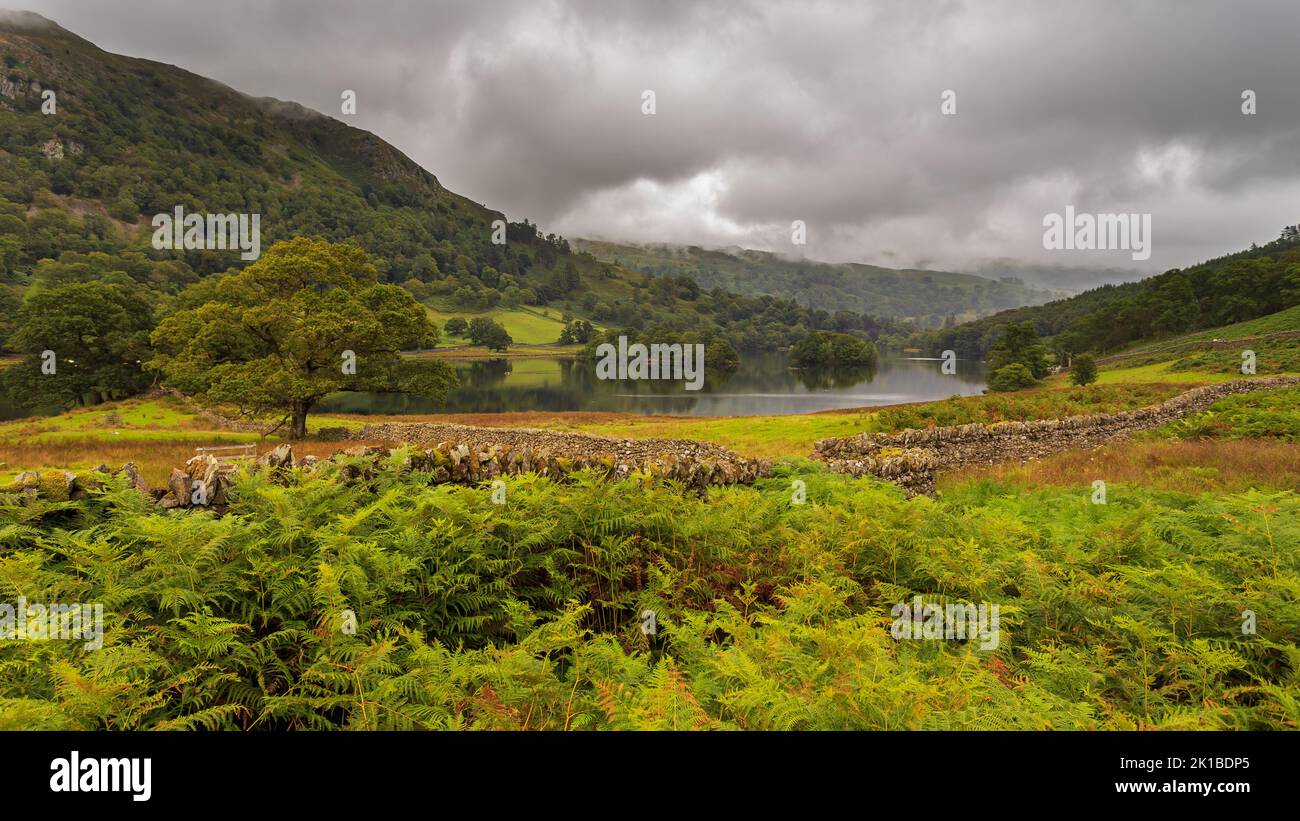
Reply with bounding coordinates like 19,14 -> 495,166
15,0 -> 1300,276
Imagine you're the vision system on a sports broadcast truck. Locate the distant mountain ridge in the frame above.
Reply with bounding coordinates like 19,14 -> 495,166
573,239 -> 1068,326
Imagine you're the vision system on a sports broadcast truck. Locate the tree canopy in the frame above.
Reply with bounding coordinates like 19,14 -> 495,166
791,330 -> 878,368
466,317 -> 513,352
148,238 -> 456,437
3,281 -> 154,408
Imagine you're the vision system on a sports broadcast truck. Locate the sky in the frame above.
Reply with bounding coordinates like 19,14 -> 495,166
11,0 -> 1300,277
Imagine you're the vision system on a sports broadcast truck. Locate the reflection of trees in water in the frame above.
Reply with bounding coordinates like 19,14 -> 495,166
793,362 -> 877,391
456,359 -> 512,386
313,351 -> 988,416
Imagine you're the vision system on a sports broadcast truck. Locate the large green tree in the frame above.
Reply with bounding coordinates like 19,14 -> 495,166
149,237 -> 457,438
3,281 -> 154,408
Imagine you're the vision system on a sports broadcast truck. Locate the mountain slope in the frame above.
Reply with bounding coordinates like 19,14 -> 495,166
0,12 -> 898,360
0,10 -> 501,280
917,229 -> 1300,359
573,239 -> 1066,325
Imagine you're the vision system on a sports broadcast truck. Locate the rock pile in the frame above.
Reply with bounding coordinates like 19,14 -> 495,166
814,376 -> 1299,495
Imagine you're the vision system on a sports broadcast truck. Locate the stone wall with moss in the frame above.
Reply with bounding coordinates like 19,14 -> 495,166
814,376 -> 1300,494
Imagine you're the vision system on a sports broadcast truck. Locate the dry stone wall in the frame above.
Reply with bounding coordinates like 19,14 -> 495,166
141,428 -> 771,511
353,422 -> 771,488
814,376 -> 1299,495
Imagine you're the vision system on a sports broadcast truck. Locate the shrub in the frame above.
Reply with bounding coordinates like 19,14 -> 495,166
988,362 -> 1038,392
1,463 -> 1298,730
1069,353 -> 1098,386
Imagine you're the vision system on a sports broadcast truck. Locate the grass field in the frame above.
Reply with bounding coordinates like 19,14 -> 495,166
424,304 -> 576,345
0,398 -> 373,485
1097,304 -> 1300,378
1094,362 -> 1229,384
408,344 -> 582,360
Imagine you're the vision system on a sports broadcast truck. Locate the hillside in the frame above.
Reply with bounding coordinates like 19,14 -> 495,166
916,229 -> 1300,359
574,238 -> 1066,326
1092,303 -> 1300,381
0,12 -> 891,366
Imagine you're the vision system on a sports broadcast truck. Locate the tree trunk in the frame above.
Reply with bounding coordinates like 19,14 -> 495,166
290,401 -> 309,440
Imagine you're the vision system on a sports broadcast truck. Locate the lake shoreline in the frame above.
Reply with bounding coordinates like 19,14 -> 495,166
405,343 -> 583,360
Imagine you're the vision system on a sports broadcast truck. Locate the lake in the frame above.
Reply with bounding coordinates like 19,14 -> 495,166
316,352 -> 986,417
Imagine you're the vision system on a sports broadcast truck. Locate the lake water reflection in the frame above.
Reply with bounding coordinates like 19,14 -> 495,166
316,352 -> 987,417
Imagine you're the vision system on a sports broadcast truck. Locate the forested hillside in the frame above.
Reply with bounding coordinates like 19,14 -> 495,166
574,238 -> 1065,326
914,228 -> 1300,359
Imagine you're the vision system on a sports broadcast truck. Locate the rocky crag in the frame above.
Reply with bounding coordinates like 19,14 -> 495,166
813,376 -> 1299,495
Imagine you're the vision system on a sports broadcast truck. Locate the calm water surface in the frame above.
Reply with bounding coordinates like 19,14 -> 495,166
316,352 -> 986,417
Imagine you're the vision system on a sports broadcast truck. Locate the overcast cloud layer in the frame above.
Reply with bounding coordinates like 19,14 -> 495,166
15,0 -> 1300,275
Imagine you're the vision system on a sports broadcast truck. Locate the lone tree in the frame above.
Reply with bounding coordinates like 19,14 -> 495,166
1069,353 -> 1099,386
987,321 -> 1051,379
149,237 -> 456,438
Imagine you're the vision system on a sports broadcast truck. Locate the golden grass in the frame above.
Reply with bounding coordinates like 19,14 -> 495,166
940,439 -> 1300,495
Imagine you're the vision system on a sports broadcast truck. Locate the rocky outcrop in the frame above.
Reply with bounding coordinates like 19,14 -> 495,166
814,376 -> 1300,495
0,75 -> 39,100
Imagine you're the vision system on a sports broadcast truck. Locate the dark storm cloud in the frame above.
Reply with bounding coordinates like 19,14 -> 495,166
15,0 -> 1300,274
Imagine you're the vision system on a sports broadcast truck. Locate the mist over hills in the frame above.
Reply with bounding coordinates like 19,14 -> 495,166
0,10 -> 1085,335
0,12 -> 932,357
574,238 -> 1068,325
